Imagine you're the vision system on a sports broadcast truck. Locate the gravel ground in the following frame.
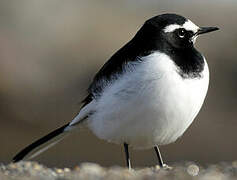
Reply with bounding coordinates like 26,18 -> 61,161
1,161 -> 237,180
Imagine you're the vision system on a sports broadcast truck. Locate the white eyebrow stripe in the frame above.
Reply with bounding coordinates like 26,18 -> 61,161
182,20 -> 199,32
164,24 -> 181,33
164,20 -> 199,33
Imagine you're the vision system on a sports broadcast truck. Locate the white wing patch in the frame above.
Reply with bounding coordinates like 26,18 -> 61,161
164,19 -> 199,33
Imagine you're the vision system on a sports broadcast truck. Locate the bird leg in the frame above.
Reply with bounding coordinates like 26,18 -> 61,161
154,145 -> 164,167
124,143 -> 131,169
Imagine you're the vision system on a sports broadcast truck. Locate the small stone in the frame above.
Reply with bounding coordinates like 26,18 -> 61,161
232,161 -> 237,168
80,163 -> 105,177
64,168 -> 70,172
74,166 -> 80,171
187,164 -> 199,176
56,168 -> 63,173
33,164 -> 42,171
155,165 -> 161,170
4,170 -> 9,175
25,161 -> 32,168
51,171 -> 58,176
9,163 -> 17,169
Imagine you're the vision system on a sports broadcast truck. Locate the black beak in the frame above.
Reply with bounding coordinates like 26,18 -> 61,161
196,27 -> 219,35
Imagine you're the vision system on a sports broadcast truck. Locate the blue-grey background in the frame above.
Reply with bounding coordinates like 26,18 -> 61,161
0,0 -> 237,168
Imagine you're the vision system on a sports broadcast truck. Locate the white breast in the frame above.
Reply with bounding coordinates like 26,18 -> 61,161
87,52 -> 209,149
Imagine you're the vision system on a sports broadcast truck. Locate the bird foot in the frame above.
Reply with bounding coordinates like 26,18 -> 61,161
161,164 -> 173,170
155,164 -> 172,170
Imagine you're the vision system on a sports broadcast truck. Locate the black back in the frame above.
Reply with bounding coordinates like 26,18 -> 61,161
82,14 -> 204,106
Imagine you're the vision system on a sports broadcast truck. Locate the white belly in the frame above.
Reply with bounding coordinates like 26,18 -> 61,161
87,52 -> 209,149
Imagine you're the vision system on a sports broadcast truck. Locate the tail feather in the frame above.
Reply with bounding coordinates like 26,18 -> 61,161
12,123 -> 70,162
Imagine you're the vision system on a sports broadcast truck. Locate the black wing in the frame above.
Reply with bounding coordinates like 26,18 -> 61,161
81,39 -> 139,107
82,22 -> 156,106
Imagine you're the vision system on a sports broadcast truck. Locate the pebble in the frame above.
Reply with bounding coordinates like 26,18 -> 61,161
232,161 -> 237,168
55,168 -> 63,173
0,161 -> 237,180
64,168 -> 70,172
187,164 -> 199,176
33,163 -> 42,171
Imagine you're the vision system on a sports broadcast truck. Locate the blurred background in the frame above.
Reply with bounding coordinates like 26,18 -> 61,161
0,0 -> 237,168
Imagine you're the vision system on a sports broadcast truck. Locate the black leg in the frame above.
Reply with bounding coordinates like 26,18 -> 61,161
154,145 -> 164,167
124,143 -> 131,169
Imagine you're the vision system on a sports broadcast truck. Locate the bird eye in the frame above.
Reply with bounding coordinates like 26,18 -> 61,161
177,29 -> 186,38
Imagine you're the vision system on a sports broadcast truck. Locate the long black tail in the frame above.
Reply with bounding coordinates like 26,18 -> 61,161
12,123 -> 70,162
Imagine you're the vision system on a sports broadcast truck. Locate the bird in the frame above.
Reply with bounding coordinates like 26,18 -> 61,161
12,13 -> 219,169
